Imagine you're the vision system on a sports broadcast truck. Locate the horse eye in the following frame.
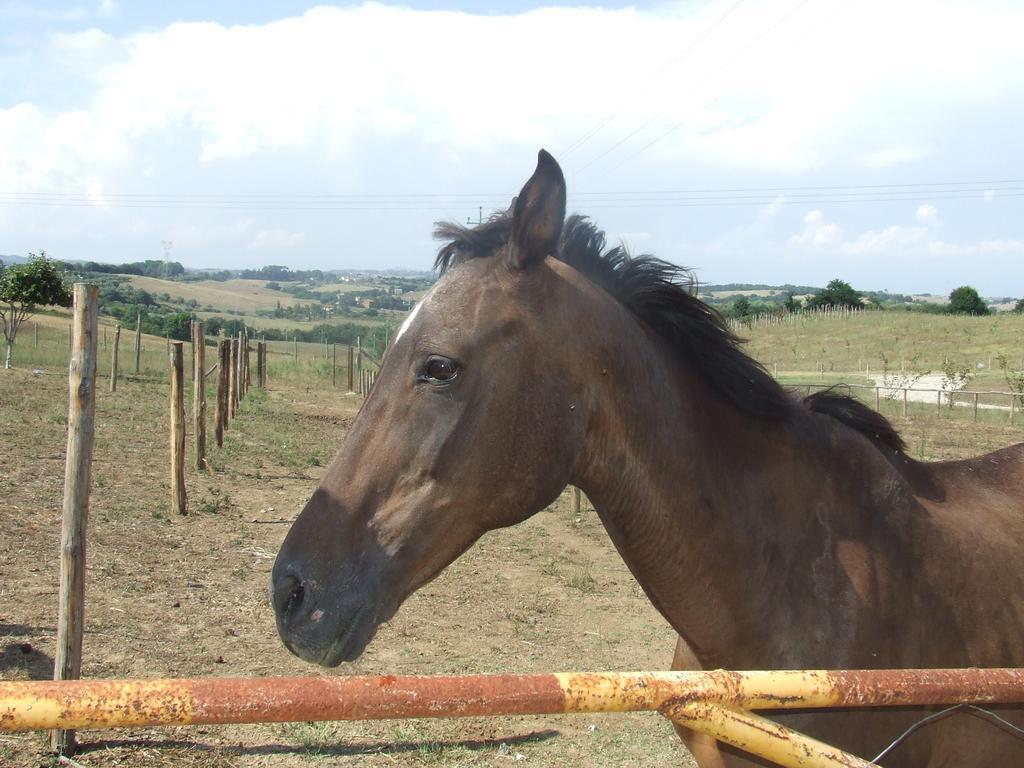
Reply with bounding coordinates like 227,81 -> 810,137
422,356 -> 459,383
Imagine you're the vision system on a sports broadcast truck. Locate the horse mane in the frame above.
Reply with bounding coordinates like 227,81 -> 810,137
804,388 -> 907,453
434,213 -> 904,452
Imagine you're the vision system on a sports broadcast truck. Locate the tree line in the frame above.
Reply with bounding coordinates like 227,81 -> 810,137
724,279 -> 1007,320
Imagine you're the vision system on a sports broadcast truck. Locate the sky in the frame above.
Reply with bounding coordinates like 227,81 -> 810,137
1,0 -> 1023,296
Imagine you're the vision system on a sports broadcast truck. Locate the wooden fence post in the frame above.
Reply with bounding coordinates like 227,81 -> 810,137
169,342 -> 186,515
573,487 -> 582,516
109,324 -> 121,393
332,343 -> 337,387
348,345 -> 354,391
50,284 -> 99,755
192,322 -> 206,472
357,336 -> 362,386
936,389 -> 941,416
229,338 -> 239,418
134,312 -> 141,375
902,388 -> 908,419
215,340 -> 228,446
874,387 -> 880,411
242,329 -> 250,395
256,341 -> 264,389
973,392 -> 979,422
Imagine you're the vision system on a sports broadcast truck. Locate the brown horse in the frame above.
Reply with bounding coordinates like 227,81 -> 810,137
272,151 -> 1024,766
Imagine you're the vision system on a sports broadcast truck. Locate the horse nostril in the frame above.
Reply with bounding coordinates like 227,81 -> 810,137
273,573 -> 307,623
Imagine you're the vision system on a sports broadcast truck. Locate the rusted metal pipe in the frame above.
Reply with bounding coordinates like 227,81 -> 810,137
664,700 -> 873,768
2,669 -> 1024,734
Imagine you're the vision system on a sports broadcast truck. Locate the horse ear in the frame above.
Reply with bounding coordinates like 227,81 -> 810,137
509,150 -> 566,270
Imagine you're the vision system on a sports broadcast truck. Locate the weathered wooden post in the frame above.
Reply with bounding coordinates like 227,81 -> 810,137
50,284 -> 99,755
244,329 -> 251,393
109,324 -> 121,393
215,339 -> 229,446
973,392 -> 979,422
573,487 -> 582,516
229,338 -> 239,418
1011,394 -> 1017,426
256,341 -> 264,389
874,387 -> 880,412
356,335 -> 362,387
192,322 -> 206,471
348,345 -> 354,391
936,389 -> 941,416
902,388 -> 908,419
332,343 -> 337,387
134,312 -> 141,375
293,335 -> 298,364
169,342 -> 186,515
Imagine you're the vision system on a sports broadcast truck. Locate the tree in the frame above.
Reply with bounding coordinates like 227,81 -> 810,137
947,285 -> 989,315
731,295 -> 751,318
805,279 -> 862,310
783,292 -> 801,313
1012,298 -> 1024,314
0,252 -> 73,369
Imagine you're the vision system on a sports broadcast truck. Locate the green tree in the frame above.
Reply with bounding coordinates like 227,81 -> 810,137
806,279 -> 862,310
0,252 -> 72,369
732,295 -> 751,319
783,292 -> 801,313
1012,298 -> 1024,314
947,285 -> 989,315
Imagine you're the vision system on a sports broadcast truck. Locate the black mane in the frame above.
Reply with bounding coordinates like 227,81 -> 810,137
434,213 -> 905,451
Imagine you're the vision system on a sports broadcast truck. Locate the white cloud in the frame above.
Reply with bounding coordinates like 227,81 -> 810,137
5,0 -> 1024,191
249,228 -> 305,251
789,210 -> 843,248
916,204 -> 940,226
859,146 -> 932,169
844,224 -> 931,255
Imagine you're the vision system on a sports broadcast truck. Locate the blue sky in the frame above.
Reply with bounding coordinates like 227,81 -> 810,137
2,0 -> 1023,296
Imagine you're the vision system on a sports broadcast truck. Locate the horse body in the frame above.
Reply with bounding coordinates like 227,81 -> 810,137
272,151 -> 1024,766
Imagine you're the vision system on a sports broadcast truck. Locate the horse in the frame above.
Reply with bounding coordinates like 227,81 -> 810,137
271,150 -> 1024,766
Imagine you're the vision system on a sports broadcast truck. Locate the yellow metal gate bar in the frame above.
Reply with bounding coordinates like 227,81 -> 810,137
2,669 -> 1022,766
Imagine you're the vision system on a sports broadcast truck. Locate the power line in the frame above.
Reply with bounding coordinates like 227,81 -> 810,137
593,0 -> 855,180
2,178 -> 1020,203
560,0 -> 747,158
572,0 -> 814,177
0,187 -> 1018,212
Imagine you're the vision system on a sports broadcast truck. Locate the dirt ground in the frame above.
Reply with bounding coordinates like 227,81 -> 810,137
0,365 -> 688,767
3,348 -> 1021,767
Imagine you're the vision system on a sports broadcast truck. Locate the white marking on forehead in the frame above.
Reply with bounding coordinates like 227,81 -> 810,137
394,284 -> 438,343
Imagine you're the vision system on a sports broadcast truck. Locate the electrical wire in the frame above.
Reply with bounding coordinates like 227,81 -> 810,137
0,186 -> 1018,212
572,0 -> 814,177
872,704 -> 1024,763
590,0 -> 856,181
560,0 -> 747,158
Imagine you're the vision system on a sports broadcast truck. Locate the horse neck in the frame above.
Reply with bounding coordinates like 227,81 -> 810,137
572,310 -> 839,668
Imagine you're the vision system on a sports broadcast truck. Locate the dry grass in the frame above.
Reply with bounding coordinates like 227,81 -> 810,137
0,361 -> 686,768
1,306 -> 1021,767
125,277 -> 302,312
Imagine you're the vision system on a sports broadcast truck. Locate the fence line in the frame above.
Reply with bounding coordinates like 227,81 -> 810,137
6,669 -> 1023,767
794,381 -> 1020,424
